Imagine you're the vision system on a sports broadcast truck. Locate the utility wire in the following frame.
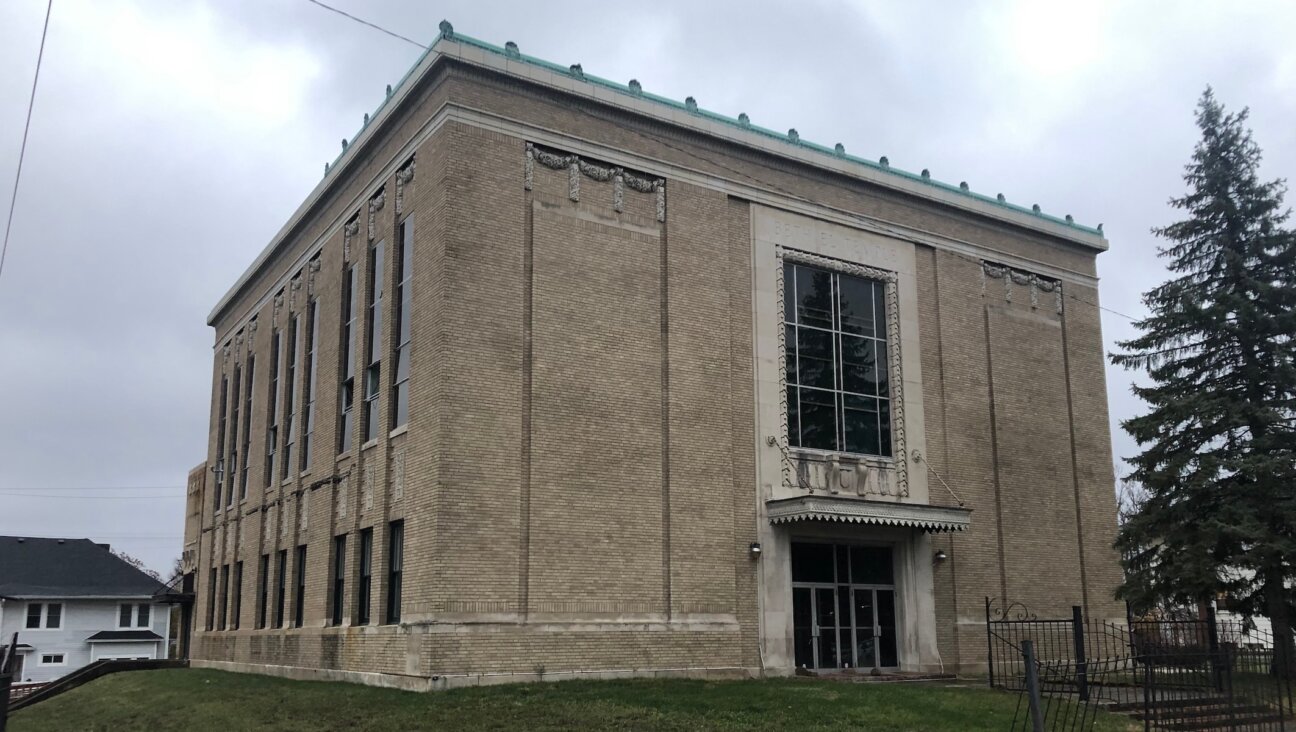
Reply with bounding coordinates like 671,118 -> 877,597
0,492 -> 183,499
0,0 -> 53,285
301,5 -> 1143,326
303,0 -> 425,49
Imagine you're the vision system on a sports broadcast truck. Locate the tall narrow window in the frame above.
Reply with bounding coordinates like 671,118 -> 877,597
783,262 -> 892,457
226,363 -> 241,507
302,297 -> 319,470
26,603 -> 41,629
357,528 -> 373,624
265,329 -> 282,488
274,549 -> 287,628
240,354 -> 254,500
386,521 -> 404,624
331,535 -> 346,626
218,564 -> 230,630
214,374 -> 228,511
282,313 -> 300,480
257,554 -> 269,629
231,561 -> 243,630
339,265 -> 358,453
364,241 -> 386,443
294,544 -> 307,628
206,569 -> 217,631
392,219 -> 413,429
45,603 -> 61,629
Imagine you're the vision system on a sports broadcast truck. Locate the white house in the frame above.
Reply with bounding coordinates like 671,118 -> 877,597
0,536 -> 171,684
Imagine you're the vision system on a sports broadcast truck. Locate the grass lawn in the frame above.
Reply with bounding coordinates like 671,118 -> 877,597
9,668 -> 1139,731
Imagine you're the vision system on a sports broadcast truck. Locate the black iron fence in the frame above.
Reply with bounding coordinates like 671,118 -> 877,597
986,598 -> 1294,731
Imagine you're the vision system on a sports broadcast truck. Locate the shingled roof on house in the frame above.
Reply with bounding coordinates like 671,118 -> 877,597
0,536 -> 166,599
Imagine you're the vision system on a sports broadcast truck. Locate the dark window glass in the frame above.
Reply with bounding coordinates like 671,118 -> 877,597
782,262 -> 892,457
794,266 -> 834,329
206,571 -> 217,631
214,375 -> 228,511
240,353 -> 254,499
26,603 -> 41,629
386,521 -> 404,624
226,363 -> 240,507
790,542 -> 835,584
294,545 -> 307,628
275,550 -> 287,628
119,604 -> 132,628
230,564 -> 241,630
257,554 -> 269,629
302,297 -> 319,470
340,265 -> 358,453
849,546 -> 895,585
364,241 -> 385,442
792,587 -> 813,668
265,328 -> 282,487
219,565 -> 229,630
392,219 -> 413,429
796,388 -> 838,451
283,313 -> 299,479
357,528 -> 373,624
45,603 -> 60,629
332,535 -> 346,626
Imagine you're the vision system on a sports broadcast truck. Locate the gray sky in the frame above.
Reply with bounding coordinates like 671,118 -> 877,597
2,0 -> 1294,575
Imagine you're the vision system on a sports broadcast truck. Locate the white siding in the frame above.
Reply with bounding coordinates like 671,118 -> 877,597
0,598 -> 167,683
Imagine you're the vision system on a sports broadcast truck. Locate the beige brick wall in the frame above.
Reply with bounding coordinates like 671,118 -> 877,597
187,55 -> 1121,684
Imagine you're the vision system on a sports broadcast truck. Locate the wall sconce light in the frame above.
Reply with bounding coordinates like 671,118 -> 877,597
933,550 -> 948,564
749,542 -> 762,559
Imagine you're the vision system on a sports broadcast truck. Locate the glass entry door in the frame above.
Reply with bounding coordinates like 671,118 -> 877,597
791,542 -> 898,671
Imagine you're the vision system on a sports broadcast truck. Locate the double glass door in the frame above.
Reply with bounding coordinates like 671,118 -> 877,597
791,542 -> 898,670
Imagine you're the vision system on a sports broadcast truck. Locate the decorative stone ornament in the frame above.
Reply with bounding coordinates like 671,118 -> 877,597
395,158 -> 416,215
336,475 -> 349,519
981,261 -> 1063,314
306,258 -> 321,295
524,143 -> 666,221
343,217 -> 360,260
628,79 -> 642,95
392,449 -> 406,501
738,113 -> 750,126
505,41 -> 520,58
368,188 -> 386,241
787,129 -> 799,143
834,143 -> 845,156
569,63 -> 584,79
439,20 -> 453,38
685,96 -> 697,113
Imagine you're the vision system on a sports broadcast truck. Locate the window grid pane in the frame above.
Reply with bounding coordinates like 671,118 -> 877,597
783,262 -> 892,458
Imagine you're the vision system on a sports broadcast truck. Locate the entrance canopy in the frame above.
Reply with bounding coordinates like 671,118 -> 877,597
767,495 -> 971,533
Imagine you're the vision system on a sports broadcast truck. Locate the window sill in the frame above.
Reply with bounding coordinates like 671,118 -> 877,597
336,449 -> 353,461
361,438 -> 379,452
280,477 -> 294,487
388,425 -> 408,439
300,470 -> 311,479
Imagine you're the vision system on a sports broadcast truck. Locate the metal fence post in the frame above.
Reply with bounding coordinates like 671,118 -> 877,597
1206,603 -> 1223,693
1072,605 -> 1089,702
985,596 -> 995,688
1022,639 -> 1045,732
0,631 -> 17,732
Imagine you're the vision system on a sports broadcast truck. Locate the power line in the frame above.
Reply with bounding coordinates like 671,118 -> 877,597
303,8 -> 1142,327
303,0 -> 425,49
7,485 -> 183,491
0,0 -> 52,285
0,492 -> 183,499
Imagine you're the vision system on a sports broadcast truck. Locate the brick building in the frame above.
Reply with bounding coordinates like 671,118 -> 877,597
183,23 -> 1124,689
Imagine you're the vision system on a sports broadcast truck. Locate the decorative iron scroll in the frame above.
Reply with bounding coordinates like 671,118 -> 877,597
986,597 -> 1039,622
524,142 -> 665,221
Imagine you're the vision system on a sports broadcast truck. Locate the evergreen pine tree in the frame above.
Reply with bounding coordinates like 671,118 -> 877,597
1114,88 -> 1296,670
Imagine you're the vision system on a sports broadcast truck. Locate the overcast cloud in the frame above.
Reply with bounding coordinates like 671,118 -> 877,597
2,0 -> 1294,574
